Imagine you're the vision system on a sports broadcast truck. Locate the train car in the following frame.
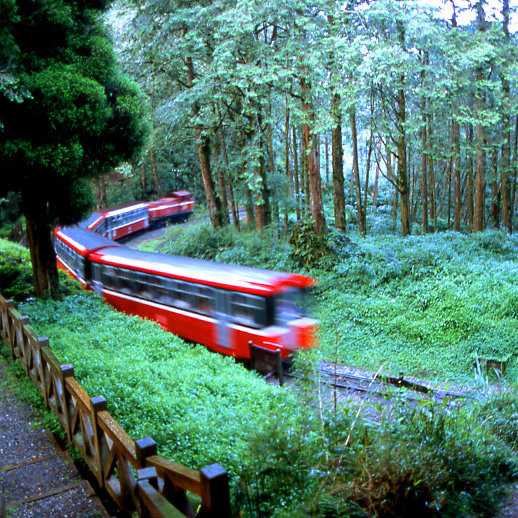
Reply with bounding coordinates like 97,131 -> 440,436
87,247 -> 318,359
53,226 -> 318,359
147,191 -> 195,225
80,202 -> 150,241
53,227 -> 123,287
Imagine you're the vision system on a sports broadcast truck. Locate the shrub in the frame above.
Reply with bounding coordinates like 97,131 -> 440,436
0,238 -> 34,300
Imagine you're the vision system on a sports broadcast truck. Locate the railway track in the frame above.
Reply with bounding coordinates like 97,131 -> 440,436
309,366 -> 468,402
254,350 -> 468,402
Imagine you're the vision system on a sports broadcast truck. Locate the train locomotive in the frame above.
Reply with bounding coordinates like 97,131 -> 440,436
54,224 -> 318,360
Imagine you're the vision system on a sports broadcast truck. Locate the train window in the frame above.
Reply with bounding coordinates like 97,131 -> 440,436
230,293 -> 266,328
55,240 -> 85,280
275,288 -> 311,323
101,266 -> 119,290
191,285 -> 214,315
174,281 -> 192,310
117,268 -> 134,294
156,277 -> 176,305
136,272 -> 154,300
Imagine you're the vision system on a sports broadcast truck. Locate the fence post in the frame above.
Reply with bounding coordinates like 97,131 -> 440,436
136,438 -> 158,518
91,395 -> 108,487
59,364 -> 75,441
136,437 -> 158,469
0,299 -> 14,344
200,464 -> 231,518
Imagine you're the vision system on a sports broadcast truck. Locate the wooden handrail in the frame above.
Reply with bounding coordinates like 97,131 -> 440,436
0,294 -> 231,518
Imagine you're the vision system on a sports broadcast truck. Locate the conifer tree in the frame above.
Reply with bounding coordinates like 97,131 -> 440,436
0,0 -> 147,298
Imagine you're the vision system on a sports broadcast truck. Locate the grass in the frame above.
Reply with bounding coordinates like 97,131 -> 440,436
315,230 -> 518,384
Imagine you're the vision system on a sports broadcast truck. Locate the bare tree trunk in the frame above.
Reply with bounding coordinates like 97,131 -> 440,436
467,124 -> 475,230
421,60 -> 429,233
219,130 -> 239,228
332,93 -> 346,231
396,22 -> 410,236
453,114 -> 461,231
501,0 -> 512,232
213,135 -> 230,226
351,110 -> 365,234
397,88 -> 410,236
491,148 -> 500,228
285,101 -> 291,237
149,149 -> 162,198
23,194 -> 60,299
474,0 -> 487,232
292,126 -> 301,222
183,28 -> 222,228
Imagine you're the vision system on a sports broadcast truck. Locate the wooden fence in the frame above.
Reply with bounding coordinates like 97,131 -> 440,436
0,294 -> 231,518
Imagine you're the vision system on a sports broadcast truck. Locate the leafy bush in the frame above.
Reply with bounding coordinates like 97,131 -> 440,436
0,238 -> 34,300
145,220 -> 296,272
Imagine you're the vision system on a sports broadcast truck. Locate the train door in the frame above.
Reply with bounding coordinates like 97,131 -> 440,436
214,290 -> 231,349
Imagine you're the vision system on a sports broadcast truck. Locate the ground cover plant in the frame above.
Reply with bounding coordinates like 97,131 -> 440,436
0,237 -> 34,301
145,220 -> 518,386
3,280 -> 515,518
317,229 -> 518,384
4,213 -> 518,516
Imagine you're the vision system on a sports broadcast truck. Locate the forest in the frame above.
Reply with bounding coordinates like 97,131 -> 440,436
103,0 -> 518,240
3,1 -> 518,517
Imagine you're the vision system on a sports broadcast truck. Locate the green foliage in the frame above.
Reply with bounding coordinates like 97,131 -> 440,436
0,237 -> 33,300
0,341 -> 65,441
10,280 -> 518,518
144,219 -> 295,272
19,292 -> 296,475
316,230 -> 518,382
0,0 -> 148,297
289,221 -> 333,268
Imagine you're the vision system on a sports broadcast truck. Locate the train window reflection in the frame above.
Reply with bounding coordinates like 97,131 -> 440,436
230,293 -> 266,328
276,288 -> 311,323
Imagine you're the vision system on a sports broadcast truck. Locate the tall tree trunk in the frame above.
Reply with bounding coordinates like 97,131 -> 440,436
397,88 -> 410,236
453,113 -> 461,231
396,22 -> 410,236
149,149 -> 162,198
213,134 -> 230,226
351,110 -> 365,234
421,90 -> 429,233
284,100 -> 291,237
501,0 -> 512,232
23,193 -> 60,299
197,131 -> 223,228
301,77 -> 325,234
331,93 -> 346,231
183,28 -> 222,228
292,126 -> 301,222
474,0 -> 487,232
140,162 -> 146,197
467,124 -> 475,230
491,148 -> 500,228
219,130 -> 239,228
96,176 -> 107,209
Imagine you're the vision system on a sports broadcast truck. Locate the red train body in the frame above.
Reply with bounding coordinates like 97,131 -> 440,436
54,226 -> 318,360
147,191 -> 195,224
80,192 -> 194,241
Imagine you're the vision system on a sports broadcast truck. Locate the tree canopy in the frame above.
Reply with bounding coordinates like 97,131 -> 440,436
108,0 -> 518,238
0,0 -> 148,297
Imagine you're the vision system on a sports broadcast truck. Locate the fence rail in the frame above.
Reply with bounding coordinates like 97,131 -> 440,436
0,294 -> 231,518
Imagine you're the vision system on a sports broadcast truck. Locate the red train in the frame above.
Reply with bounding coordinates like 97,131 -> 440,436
54,226 -> 319,360
80,191 -> 195,241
